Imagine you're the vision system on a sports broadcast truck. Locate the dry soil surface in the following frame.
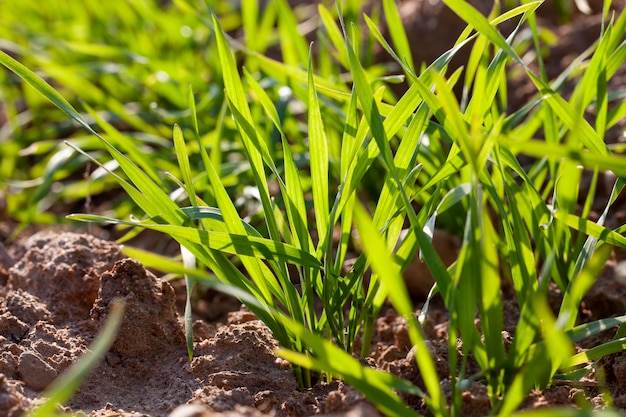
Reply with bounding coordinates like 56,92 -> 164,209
2,229 -> 626,417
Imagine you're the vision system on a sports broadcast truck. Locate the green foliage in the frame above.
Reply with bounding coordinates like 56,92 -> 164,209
3,0 -> 626,416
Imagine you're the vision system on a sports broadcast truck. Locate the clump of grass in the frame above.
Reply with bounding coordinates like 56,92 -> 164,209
3,0 -> 626,416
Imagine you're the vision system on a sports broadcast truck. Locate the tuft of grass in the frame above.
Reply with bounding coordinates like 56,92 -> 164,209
3,0 -> 626,416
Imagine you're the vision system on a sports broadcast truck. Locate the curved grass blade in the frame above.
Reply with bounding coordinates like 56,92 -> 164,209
554,212 -> 626,248
563,337 -> 626,368
353,204 -> 446,416
212,13 -> 280,185
121,246 -> 207,278
382,0 -> 414,73
276,318 -> 423,417
0,49 -> 96,135
567,314 -> 626,343
68,214 -> 323,269
173,124 -> 199,208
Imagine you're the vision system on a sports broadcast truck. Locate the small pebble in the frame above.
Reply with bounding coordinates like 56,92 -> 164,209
168,404 -> 212,417
17,351 -> 57,391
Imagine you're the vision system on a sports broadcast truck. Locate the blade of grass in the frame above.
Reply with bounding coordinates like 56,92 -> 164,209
0,49 -> 96,134
307,46 -> 330,246
562,337 -> 626,368
354,204 -> 446,416
68,214 -> 322,269
276,318 -> 423,417
382,0 -> 414,73
212,14 -> 282,243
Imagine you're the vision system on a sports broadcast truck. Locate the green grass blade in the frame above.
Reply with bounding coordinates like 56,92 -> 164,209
508,140 -> 626,177
559,243 -> 613,331
382,0 -> 414,73
554,211 -> 626,248
354,204 -> 446,415
121,246 -> 207,277
442,0 -> 540,67
212,14 -> 282,243
527,76 -> 608,155
307,47 -> 330,247
0,49 -> 95,135
276,318 -> 422,417
181,206 -> 262,235
201,142 -> 278,304
562,337 -> 626,368
275,0 -> 308,67
173,124 -> 199,208
567,315 -> 626,343
318,4 -> 349,68
68,214 -> 322,269
476,193 -> 506,388
244,69 -> 283,134
242,0 -> 259,52
340,19 -> 452,306
280,134 -> 317,329
343,19 -> 395,175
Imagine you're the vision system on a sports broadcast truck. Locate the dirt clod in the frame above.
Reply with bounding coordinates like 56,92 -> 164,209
91,258 -> 185,357
0,313 -> 28,343
8,232 -> 123,324
17,352 -> 57,391
0,373 -> 29,417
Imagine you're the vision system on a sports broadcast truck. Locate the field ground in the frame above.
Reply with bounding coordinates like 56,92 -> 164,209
2,1 -> 626,416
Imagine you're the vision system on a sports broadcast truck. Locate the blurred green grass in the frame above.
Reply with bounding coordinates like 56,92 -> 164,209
0,0 -> 243,224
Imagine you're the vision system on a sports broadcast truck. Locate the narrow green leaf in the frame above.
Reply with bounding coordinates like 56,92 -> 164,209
567,315 -> 626,344
508,140 -> 626,177
562,337 -> 626,368
121,246 -> 208,277
555,211 -> 626,248
559,244 -> 613,331
274,0 -> 308,66
442,0 -> 539,68
68,214 -> 323,269
353,204 -> 445,415
307,46 -> 330,244
276,318 -> 422,417
318,5 -> 349,68
242,0 -> 259,51
0,49 -> 95,135
382,0 -> 414,72
173,124 -> 199,208
244,69 -> 283,133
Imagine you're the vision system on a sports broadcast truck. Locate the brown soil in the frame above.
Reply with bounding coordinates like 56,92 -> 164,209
0,231 -> 377,417
2,229 -> 626,417
2,2 -> 626,417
